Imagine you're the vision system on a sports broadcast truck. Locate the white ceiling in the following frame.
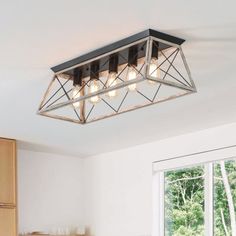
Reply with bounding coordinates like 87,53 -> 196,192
1,0 -> 236,157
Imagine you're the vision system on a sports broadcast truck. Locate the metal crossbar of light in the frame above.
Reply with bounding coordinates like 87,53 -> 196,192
37,29 -> 196,124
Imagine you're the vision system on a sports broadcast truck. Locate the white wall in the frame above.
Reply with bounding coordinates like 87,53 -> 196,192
17,150 -> 84,234
83,122 -> 236,236
17,122 -> 236,236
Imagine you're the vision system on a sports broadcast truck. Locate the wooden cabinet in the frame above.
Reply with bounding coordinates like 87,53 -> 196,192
0,208 -> 16,236
0,138 -> 17,236
0,138 -> 16,205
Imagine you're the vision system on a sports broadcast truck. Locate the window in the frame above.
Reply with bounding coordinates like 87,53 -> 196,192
214,160 -> 236,235
152,147 -> 236,236
165,165 -> 205,235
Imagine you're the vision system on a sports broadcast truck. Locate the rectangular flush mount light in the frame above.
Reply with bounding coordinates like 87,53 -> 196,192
37,29 -> 196,124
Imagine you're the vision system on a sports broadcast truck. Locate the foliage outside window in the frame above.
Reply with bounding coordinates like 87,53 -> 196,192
214,160 -> 236,236
156,158 -> 236,236
165,166 -> 204,236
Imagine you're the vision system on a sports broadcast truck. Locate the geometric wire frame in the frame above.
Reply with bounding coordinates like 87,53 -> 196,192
38,29 -> 196,124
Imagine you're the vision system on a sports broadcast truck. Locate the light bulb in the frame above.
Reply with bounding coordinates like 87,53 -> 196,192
72,85 -> 81,108
127,66 -> 137,91
148,58 -> 161,84
89,80 -> 101,104
106,72 -> 118,98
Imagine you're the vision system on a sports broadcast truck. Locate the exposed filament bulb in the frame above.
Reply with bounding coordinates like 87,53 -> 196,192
106,72 -> 118,98
72,85 -> 81,108
148,58 -> 161,84
88,79 -> 101,104
127,66 -> 137,91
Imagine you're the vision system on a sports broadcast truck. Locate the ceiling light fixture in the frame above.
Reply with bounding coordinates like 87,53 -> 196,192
38,29 -> 196,124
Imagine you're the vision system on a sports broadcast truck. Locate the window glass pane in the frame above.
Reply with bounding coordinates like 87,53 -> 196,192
214,159 -> 236,236
164,165 -> 204,236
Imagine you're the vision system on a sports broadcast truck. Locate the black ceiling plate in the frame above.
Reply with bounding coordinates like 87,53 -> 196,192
51,29 -> 185,73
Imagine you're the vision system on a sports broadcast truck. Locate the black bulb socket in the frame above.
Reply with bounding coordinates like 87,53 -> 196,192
128,46 -> 138,67
73,68 -> 83,86
90,61 -> 100,80
109,54 -> 119,74
151,42 -> 159,59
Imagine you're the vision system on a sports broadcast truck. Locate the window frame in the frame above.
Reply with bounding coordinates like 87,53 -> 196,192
152,145 -> 236,236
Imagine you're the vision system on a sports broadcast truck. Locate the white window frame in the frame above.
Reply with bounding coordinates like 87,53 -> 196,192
152,145 -> 236,236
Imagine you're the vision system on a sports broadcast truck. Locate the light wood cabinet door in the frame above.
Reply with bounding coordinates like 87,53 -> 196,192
0,208 -> 16,236
0,139 -> 16,205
